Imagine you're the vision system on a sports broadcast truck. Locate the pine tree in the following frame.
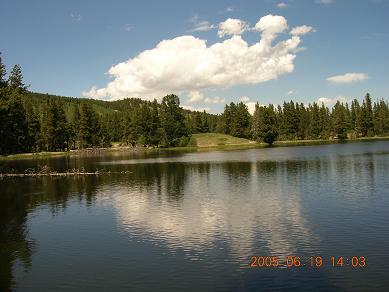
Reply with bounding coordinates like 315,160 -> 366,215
373,99 -> 389,135
256,105 -> 278,145
137,103 -> 152,146
319,103 -> 331,139
351,99 -> 362,137
200,111 -> 209,133
360,93 -> 374,136
127,103 -> 141,146
25,102 -> 41,152
227,102 -> 250,138
282,101 -> 299,139
236,102 -> 251,138
8,64 -> 27,92
0,100 -> 11,154
228,103 -> 238,135
0,53 -> 7,89
297,103 -> 309,140
309,102 -> 321,139
0,54 -> 9,154
99,119 -> 111,147
207,114 -> 218,132
344,103 -> 352,132
251,103 -> 261,140
276,105 -> 283,138
160,94 -> 188,147
193,112 -> 202,133
107,112 -> 122,142
121,113 -> 131,145
0,60 -> 29,154
332,101 -> 348,140
6,93 -> 29,153
69,105 -> 81,149
43,99 -> 69,151
79,103 -> 100,148
220,104 -> 231,134
149,99 -> 161,146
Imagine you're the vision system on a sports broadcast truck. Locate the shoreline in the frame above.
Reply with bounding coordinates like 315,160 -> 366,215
1,136 -> 389,161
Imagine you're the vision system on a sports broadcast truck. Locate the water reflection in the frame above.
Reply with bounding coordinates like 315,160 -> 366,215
0,176 -> 110,291
1,141 -> 389,291
0,181 -> 33,291
112,160 -> 319,261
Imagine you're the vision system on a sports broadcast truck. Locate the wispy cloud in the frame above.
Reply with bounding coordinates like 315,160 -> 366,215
316,0 -> 334,4
188,15 -> 215,32
219,7 -> 234,14
326,73 -> 369,84
277,2 -> 288,8
124,24 -> 133,32
70,13 -> 81,22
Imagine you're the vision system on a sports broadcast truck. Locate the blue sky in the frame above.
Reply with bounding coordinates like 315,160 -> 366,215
1,0 -> 388,113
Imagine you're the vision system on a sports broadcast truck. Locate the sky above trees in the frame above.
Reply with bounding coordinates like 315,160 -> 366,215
1,0 -> 388,113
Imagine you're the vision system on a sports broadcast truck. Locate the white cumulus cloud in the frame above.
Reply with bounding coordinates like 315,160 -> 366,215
239,96 -> 250,102
326,73 -> 369,84
246,102 -> 258,115
182,105 -> 211,112
290,25 -> 314,36
255,14 -> 288,35
238,96 -> 262,115
83,14 -> 312,101
187,91 -> 225,104
317,96 -> 351,106
218,18 -> 248,37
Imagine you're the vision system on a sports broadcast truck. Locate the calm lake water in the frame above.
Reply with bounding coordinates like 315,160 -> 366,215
1,141 -> 389,291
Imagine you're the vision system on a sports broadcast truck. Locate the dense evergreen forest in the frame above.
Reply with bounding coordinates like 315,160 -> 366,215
1,55 -> 389,156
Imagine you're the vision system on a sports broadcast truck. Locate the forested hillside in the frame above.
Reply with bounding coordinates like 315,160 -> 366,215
1,55 -> 389,156
0,56 -> 220,155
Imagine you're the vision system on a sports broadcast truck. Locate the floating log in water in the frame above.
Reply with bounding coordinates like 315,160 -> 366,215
0,171 -> 101,177
0,170 -> 132,178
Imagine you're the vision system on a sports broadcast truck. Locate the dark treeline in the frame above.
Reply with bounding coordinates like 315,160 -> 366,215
1,55 -> 389,155
218,94 -> 389,144
256,94 -> 389,144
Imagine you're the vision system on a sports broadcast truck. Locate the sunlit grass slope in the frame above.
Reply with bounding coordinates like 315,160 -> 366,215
192,133 -> 256,147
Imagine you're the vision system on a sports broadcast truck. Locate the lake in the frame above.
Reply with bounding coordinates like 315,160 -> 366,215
1,141 -> 389,291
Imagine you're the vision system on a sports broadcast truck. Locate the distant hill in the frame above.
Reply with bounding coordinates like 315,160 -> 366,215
26,92 -> 120,118
25,91 -> 211,118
